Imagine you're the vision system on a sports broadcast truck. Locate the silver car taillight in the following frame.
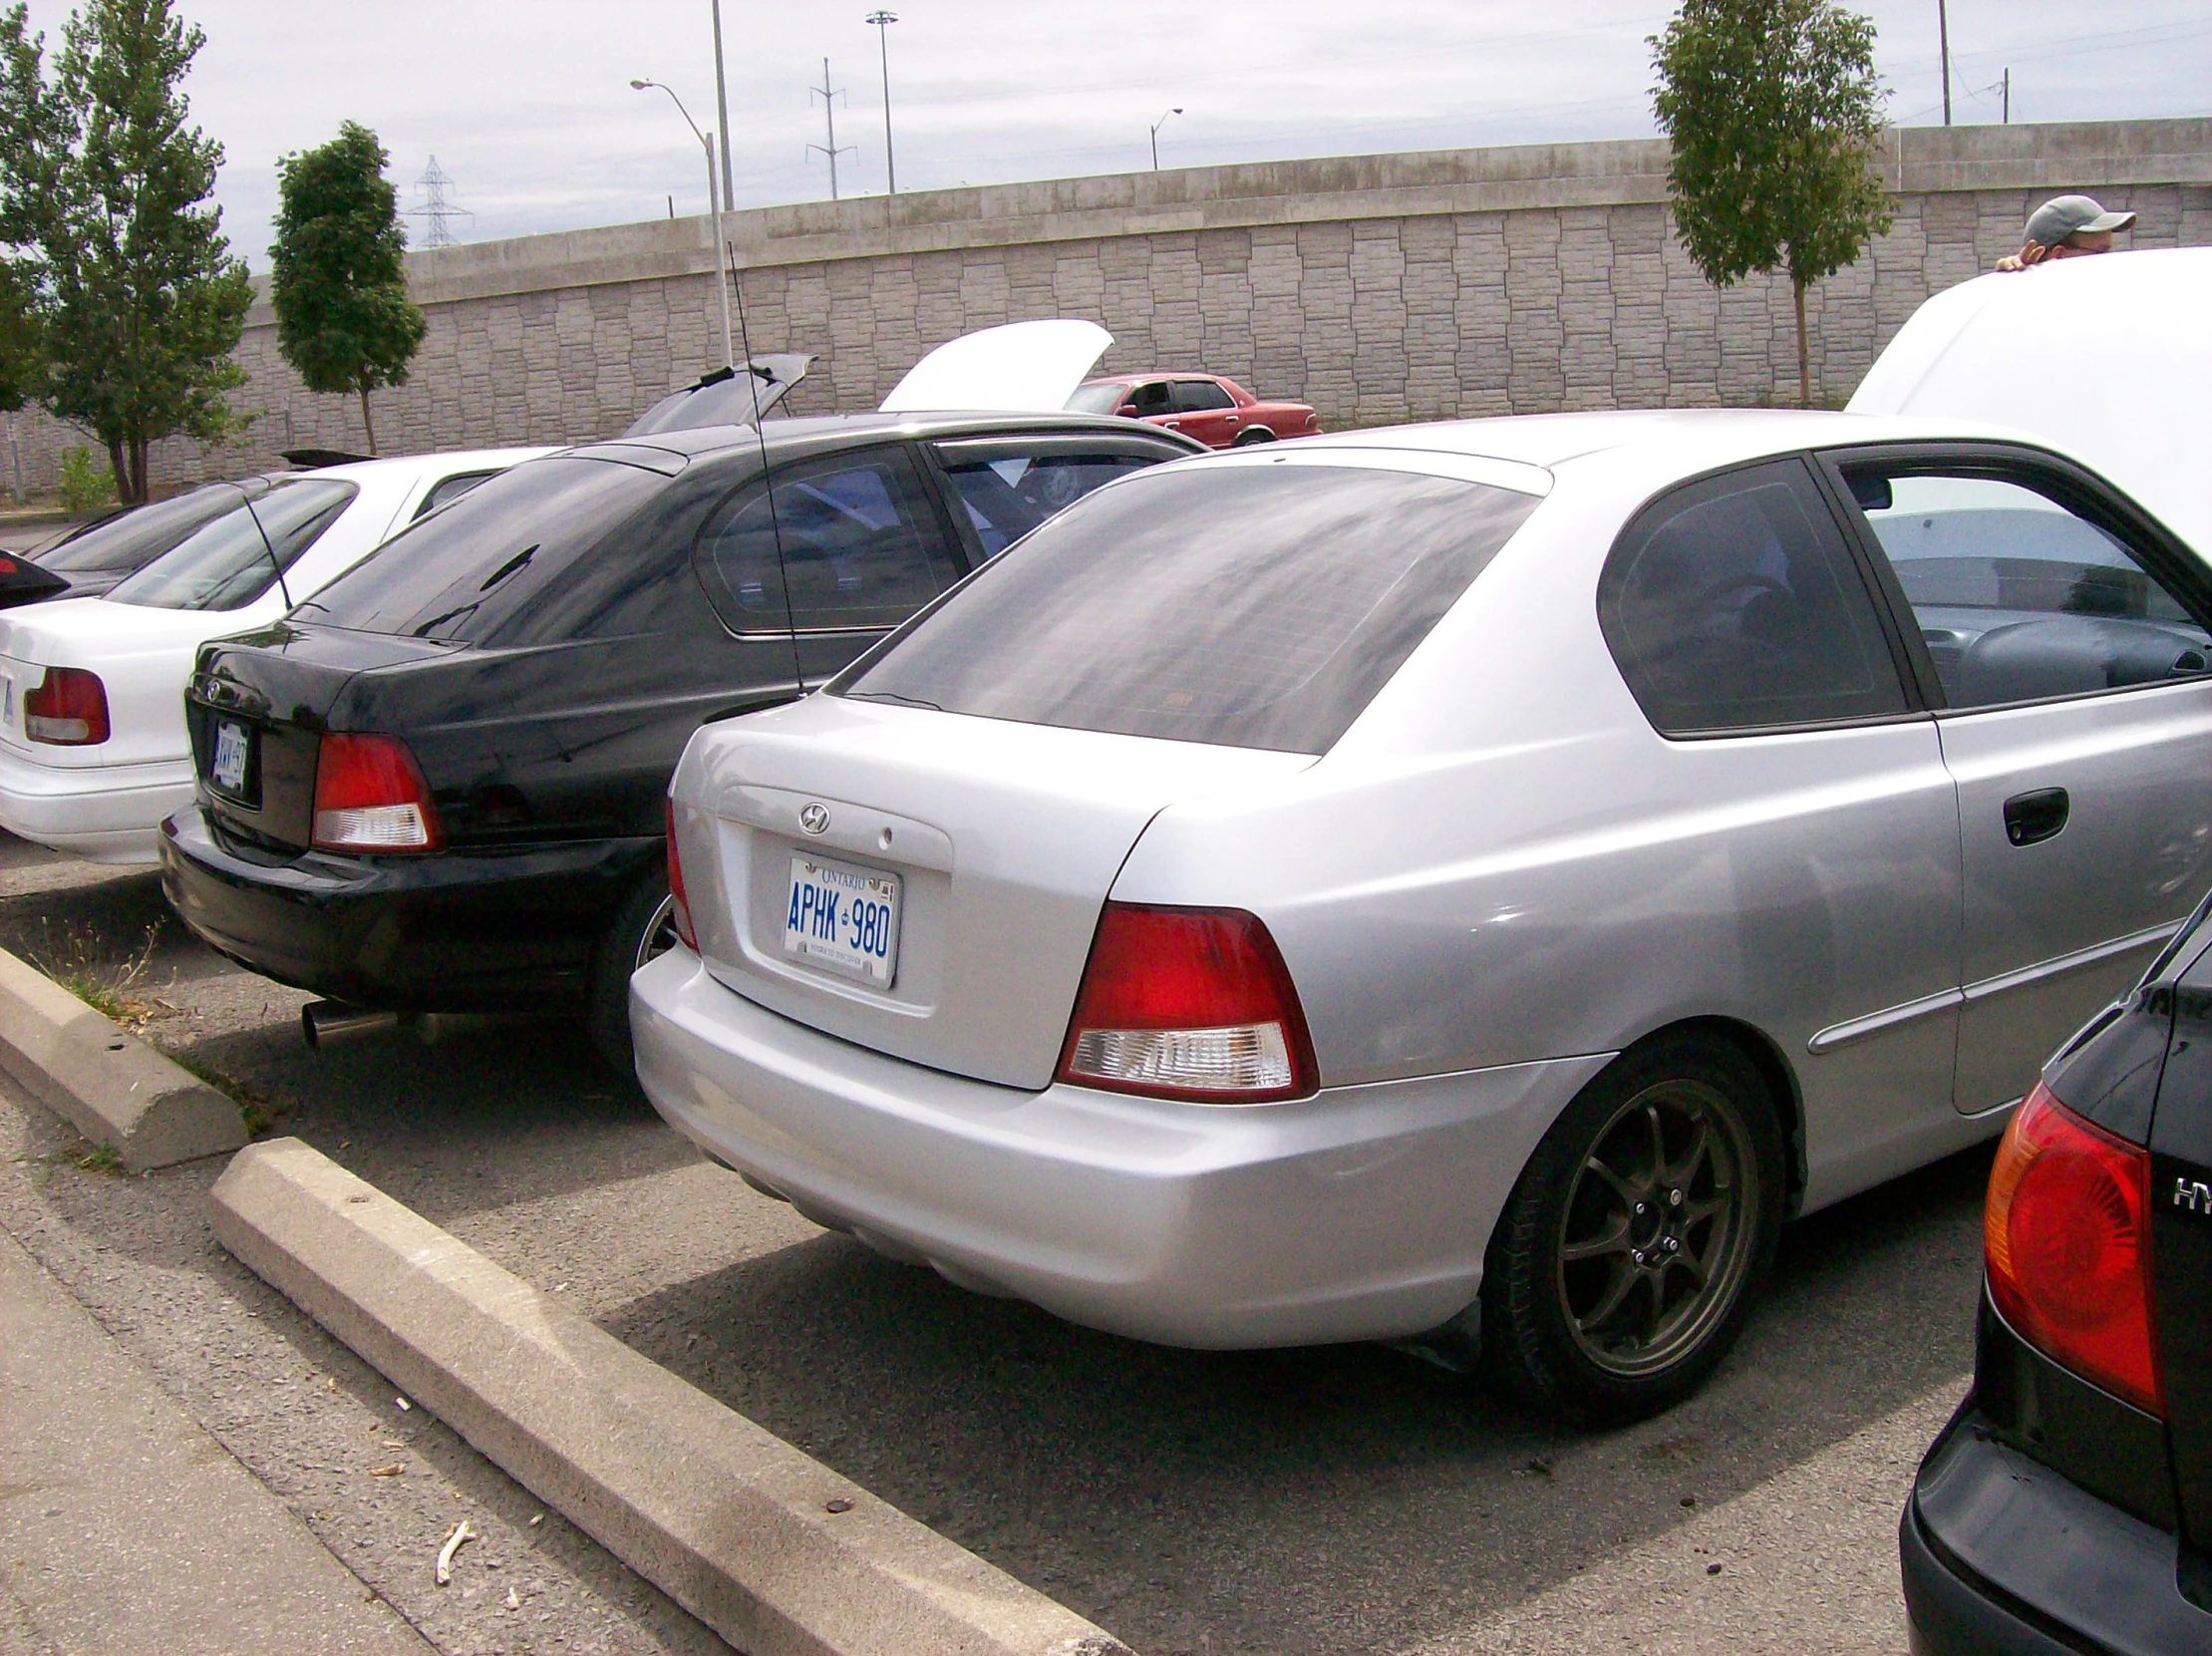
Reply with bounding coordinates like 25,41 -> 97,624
1056,902 -> 1318,1103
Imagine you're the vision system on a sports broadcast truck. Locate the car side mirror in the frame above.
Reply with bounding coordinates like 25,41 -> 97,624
1848,473 -> 1893,513
1118,403 -> 1139,418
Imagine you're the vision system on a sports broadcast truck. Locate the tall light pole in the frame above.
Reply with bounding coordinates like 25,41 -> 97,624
710,0 -> 735,210
1149,107 -> 1182,171
866,10 -> 898,194
632,78 -> 734,369
1937,0 -> 1952,126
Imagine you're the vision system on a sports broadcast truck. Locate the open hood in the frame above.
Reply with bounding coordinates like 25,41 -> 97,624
624,353 -> 814,438
879,319 -> 1112,415
1848,247 -> 2212,556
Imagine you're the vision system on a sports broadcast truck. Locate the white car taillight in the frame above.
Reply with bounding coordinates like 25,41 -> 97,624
311,732 -> 441,851
24,666 -> 110,745
1056,902 -> 1318,1103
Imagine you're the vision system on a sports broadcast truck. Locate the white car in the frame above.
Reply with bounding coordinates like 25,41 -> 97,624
0,449 -> 548,863
1848,245 -> 2210,555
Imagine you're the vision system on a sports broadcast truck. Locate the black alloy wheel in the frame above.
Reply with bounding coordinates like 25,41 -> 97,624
1482,1033 -> 1783,1421
587,872 -> 681,1075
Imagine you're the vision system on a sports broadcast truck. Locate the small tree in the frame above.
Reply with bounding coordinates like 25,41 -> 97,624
1651,0 -> 1891,408
36,0 -> 252,502
269,122 -> 424,456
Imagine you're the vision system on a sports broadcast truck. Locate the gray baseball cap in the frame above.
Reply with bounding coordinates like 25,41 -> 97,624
2025,194 -> 2136,247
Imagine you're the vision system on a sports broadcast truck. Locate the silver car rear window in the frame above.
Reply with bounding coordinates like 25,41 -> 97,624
837,464 -> 1540,754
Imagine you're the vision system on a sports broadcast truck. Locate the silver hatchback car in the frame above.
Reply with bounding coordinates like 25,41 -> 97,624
633,408 -> 2212,1418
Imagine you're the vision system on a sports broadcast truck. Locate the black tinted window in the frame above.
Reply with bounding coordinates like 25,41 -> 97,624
107,481 -> 357,612
1171,379 -> 1235,413
1126,382 -> 1171,416
297,457 -> 668,642
840,463 -> 1540,754
38,485 -> 246,574
1600,460 -> 1908,735
701,449 -> 957,632
941,452 -> 1157,557
1841,466 -> 2210,711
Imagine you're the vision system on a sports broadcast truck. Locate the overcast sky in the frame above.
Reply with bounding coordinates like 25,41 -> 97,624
15,1 -> 2212,267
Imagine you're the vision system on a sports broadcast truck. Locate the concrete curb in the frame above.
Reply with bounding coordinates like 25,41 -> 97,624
210,1139 -> 1132,1656
0,946 -> 246,1170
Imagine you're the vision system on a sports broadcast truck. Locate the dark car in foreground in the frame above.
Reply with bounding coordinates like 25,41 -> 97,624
1902,894 -> 2212,1653
158,410 -> 1197,1067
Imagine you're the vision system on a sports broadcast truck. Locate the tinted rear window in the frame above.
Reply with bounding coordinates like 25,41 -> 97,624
37,485 -> 246,574
296,457 -> 669,642
107,480 -> 357,611
838,463 -> 1540,753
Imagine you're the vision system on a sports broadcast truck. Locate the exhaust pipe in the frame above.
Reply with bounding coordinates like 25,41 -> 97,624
300,1001 -> 402,1049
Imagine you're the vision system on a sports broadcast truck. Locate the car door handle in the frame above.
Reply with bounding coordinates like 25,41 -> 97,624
1224,414 -> 1239,424
2004,788 -> 2069,847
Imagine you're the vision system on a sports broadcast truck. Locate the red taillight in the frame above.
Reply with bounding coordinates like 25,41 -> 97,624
665,797 -> 697,952
24,667 -> 109,745
1056,902 -> 1317,1103
1986,1081 -> 2163,1416
311,732 -> 440,851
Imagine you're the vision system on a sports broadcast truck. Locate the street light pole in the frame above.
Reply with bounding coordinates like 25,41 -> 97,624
631,78 -> 735,369
1937,0 -> 1952,126
1149,107 -> 1182,171
710,0 -> 735,211
866,10 -> 897,194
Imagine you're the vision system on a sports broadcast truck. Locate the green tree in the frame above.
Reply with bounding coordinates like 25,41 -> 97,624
0,3 -> 64,415
37,0 -> 251,502
269,121 -> 424,456
1651,0 -> 1891,408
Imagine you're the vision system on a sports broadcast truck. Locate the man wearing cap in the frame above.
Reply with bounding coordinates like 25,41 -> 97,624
1995,194 -> 2137,272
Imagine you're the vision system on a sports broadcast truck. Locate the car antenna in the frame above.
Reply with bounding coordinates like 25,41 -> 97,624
241,493 -> 294,610
730,247 -> 805,693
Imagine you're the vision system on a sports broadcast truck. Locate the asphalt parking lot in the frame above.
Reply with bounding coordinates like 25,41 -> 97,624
0,829 -> 1984,1655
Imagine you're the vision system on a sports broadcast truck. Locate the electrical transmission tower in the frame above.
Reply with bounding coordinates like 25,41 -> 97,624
807,60 -> 856,201
407,156 -> 474,248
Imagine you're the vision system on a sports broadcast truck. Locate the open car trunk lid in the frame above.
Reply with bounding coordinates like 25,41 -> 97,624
674,694 -> 1312,1090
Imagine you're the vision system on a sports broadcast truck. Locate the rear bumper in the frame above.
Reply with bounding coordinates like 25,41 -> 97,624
0,748 -> 189,863
159,803 -> 658,1010
1902,1407 -> 2211,1656
630,947 -> 1612,1350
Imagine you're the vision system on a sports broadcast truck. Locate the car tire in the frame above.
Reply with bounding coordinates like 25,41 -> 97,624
1481,1032 -> 1783,1422
1231,427 -> 1277,446
587,869 -> 680,1076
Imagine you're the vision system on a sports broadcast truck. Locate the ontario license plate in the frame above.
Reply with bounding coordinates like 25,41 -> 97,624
784,853 -> 901,986
210,719 -> 251,797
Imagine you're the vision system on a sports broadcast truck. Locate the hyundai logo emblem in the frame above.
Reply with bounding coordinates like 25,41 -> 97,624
799,803 -> 830,835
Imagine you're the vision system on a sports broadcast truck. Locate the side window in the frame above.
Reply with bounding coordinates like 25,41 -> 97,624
939,451 -> 1159,557
1838,464 -> 2211,712
701,448 -> 958,633
1126,381 -> 1171,416
411,470 -> 495,522
1600,459 -> 1909,735
1170,379 -> 1235,413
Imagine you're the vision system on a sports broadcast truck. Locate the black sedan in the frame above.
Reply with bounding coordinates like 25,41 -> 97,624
1901,892 -> 2212,1652
158,412 -> 1198,1068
